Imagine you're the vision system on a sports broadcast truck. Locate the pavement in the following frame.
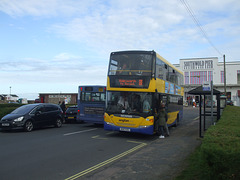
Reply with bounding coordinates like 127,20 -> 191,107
82,107 -> 202,180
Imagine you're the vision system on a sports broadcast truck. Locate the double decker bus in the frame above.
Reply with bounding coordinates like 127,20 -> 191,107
104,50 -> 184,135
77,85 -> 106,124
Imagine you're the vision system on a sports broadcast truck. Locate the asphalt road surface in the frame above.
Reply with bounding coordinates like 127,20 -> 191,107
0,107 -> 201,180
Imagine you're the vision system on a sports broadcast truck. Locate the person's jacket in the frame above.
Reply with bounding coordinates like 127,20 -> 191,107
158,110 -> 168,126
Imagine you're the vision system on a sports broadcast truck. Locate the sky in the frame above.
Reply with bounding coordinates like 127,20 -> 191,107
1,0 -> 240,100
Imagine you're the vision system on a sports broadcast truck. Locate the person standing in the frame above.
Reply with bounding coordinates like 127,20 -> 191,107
192,98 -> 196,108
60,101 -> 66,123
60,101 -> 66,113
163,104 -> 169,136
158,103 -> 168,138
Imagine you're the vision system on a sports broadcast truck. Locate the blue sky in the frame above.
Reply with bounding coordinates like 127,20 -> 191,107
1,0 -> 240,100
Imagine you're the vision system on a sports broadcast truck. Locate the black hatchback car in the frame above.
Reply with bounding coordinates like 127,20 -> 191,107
0,103 -> 63,132
65,105 -> 78,123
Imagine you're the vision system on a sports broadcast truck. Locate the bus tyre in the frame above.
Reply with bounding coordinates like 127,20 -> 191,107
174,114 -> 179,127
55,118 -> 62,128
24,120 -> 34,132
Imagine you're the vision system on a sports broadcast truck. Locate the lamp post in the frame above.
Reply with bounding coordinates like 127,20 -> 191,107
9,86 -> 11,95
223,54 -> 226,96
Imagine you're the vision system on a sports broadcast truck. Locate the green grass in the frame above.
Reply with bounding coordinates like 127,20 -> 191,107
176,106 -> 240,180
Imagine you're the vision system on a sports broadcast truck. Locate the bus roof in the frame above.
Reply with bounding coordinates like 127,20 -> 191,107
78,85 -> 106,87
110,50 -> 183,75
156,53 -> 183,75
110,50 -> 154,55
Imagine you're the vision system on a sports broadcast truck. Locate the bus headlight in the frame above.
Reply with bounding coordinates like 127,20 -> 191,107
139,125 -> 150,128
146,118 -> 154,123
106,122 -> 115,126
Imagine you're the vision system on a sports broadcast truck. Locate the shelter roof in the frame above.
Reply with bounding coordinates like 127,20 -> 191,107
188,86 -> 221,95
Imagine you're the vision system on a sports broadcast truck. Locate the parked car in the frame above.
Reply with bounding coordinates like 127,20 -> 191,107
226,100 -> 234,106
65,105 -> 78,123
205,100 -> 216,107
0,103 -> 63,132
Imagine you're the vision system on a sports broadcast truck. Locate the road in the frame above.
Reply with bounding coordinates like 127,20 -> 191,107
0,107 -> 200,180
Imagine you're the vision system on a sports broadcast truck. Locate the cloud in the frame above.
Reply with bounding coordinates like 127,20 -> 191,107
1,0 -> 240,96
0,52 -> 107,88
47,0 -> 240,61
50,1 -> 188,54
0,0 -> 98,17
2,0 -> 240,55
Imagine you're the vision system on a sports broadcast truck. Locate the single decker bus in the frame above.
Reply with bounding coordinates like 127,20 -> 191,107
77,85 -> 106,124
104,50 -> 184,135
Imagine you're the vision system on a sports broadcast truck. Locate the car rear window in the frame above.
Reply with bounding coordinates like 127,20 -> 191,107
66,107 -> 77,113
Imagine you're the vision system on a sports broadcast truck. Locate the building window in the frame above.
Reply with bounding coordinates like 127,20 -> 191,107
237,70 -> 240,84
200,71 -> 207,83
221,71 -> 224,83
184,72 -> 189,84
208,71 -> 213,82
190,71 -> 207,84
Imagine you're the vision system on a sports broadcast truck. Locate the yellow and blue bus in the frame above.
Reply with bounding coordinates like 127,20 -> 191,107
104,50 -> 184,135
77,85 -> 106,124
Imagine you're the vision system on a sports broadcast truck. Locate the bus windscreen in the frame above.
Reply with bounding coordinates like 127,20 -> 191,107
108,53 -> 153,76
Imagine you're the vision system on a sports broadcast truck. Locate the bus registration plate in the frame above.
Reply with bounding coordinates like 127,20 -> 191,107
120,128 -> 130,132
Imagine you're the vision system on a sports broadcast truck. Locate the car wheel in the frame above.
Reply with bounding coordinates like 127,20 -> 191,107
55,118 -> 62,128
24,120 -> 34,132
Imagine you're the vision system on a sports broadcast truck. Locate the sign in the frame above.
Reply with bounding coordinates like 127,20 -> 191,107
85,87 -> 93,91
118,79 -> 143,87
109,76 -> 150,88
183,60 -> 213,70
49,95 -> 71,98
203,81 -> 211,91
84,107 -> 104,115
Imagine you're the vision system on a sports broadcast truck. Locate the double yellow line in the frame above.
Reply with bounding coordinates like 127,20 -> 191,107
65,142 -> 147,180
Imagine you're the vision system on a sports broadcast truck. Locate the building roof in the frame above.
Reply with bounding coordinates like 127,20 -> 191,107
0,94 -> 18,97
179,57 -> 218,61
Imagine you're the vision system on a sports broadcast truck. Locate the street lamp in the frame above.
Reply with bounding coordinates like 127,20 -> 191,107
9,86 -> 11,95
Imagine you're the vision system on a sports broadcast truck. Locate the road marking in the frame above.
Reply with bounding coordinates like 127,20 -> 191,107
193,117 -> 199,120
92,135 -> 108,140
65,142 -> 147,180
127,140 -> 145,144
63,128 -> 97,136
106,132 -> 115,135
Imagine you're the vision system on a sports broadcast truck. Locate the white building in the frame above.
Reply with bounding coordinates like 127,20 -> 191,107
0,94 -> 19,102
174,57 -> 240,106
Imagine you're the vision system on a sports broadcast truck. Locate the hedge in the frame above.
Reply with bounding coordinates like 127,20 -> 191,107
176,106 -> 240,180
0,104 -> 22,119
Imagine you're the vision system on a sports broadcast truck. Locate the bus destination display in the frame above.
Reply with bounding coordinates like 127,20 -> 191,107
109,76 -> 150,88
118,79 -> 143,86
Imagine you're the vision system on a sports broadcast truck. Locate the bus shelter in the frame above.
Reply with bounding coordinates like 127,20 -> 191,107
188,86 -> 221,138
